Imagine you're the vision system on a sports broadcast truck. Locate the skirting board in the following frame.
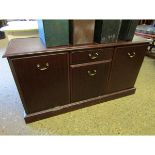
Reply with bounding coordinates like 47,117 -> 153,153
24,87 -> 136,123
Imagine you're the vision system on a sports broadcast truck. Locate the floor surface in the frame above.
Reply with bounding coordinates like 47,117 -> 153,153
0,38 -> 155,135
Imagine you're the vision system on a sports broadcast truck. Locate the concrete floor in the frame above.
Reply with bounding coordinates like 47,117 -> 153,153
0,37 -> 155,135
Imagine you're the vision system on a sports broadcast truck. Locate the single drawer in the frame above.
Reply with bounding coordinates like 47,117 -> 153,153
70,61 -> 111,102
70,47 -> 114,65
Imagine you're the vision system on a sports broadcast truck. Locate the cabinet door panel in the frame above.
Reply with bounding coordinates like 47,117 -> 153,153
71,62 -> 111,102
108,45 -> 147,92
12,53 -> 69,114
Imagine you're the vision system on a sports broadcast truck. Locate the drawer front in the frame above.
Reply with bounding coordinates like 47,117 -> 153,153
71,61 -> 111,102
108,44 -> 148,92
12,53 -> 69,114
70,48 -> 114,65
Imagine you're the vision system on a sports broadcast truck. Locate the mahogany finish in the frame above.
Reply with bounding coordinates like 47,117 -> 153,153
3,38 -> 149,123
108,44 -> 148,92
70,47 -> 114,64
71,60 -> 111,102
11,53 -> 69,114
25,88 -> 135,123
3,37 -> 148,58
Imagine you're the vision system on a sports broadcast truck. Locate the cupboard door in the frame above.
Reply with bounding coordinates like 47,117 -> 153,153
71,61 -> 111,102
11,53 -> 69,114
108,45 -> 148,93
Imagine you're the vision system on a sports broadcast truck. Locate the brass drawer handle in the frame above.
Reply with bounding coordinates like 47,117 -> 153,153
88,70 -> 97,77
88,52 -> 99,60
37,62 -> 49,71
128,52 -> 136,58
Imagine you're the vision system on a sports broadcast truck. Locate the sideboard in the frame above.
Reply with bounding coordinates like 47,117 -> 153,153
3,37 -> 149,123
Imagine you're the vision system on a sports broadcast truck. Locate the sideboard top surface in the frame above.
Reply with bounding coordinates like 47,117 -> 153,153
3,37 -> 149,58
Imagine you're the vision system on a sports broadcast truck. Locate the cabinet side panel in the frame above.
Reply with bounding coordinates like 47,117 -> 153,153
8,58 -> 29,114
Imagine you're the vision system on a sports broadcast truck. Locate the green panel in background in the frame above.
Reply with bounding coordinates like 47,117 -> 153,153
38,20 -> 69,47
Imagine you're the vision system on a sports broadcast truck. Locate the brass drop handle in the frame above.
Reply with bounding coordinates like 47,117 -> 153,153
37,62 -> 49,71
88,52 -> 99,60
128,52 -> 136,58
88,70 -> 97,77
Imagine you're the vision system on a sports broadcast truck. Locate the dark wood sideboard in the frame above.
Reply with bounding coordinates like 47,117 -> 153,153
3,37 -> 149,123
